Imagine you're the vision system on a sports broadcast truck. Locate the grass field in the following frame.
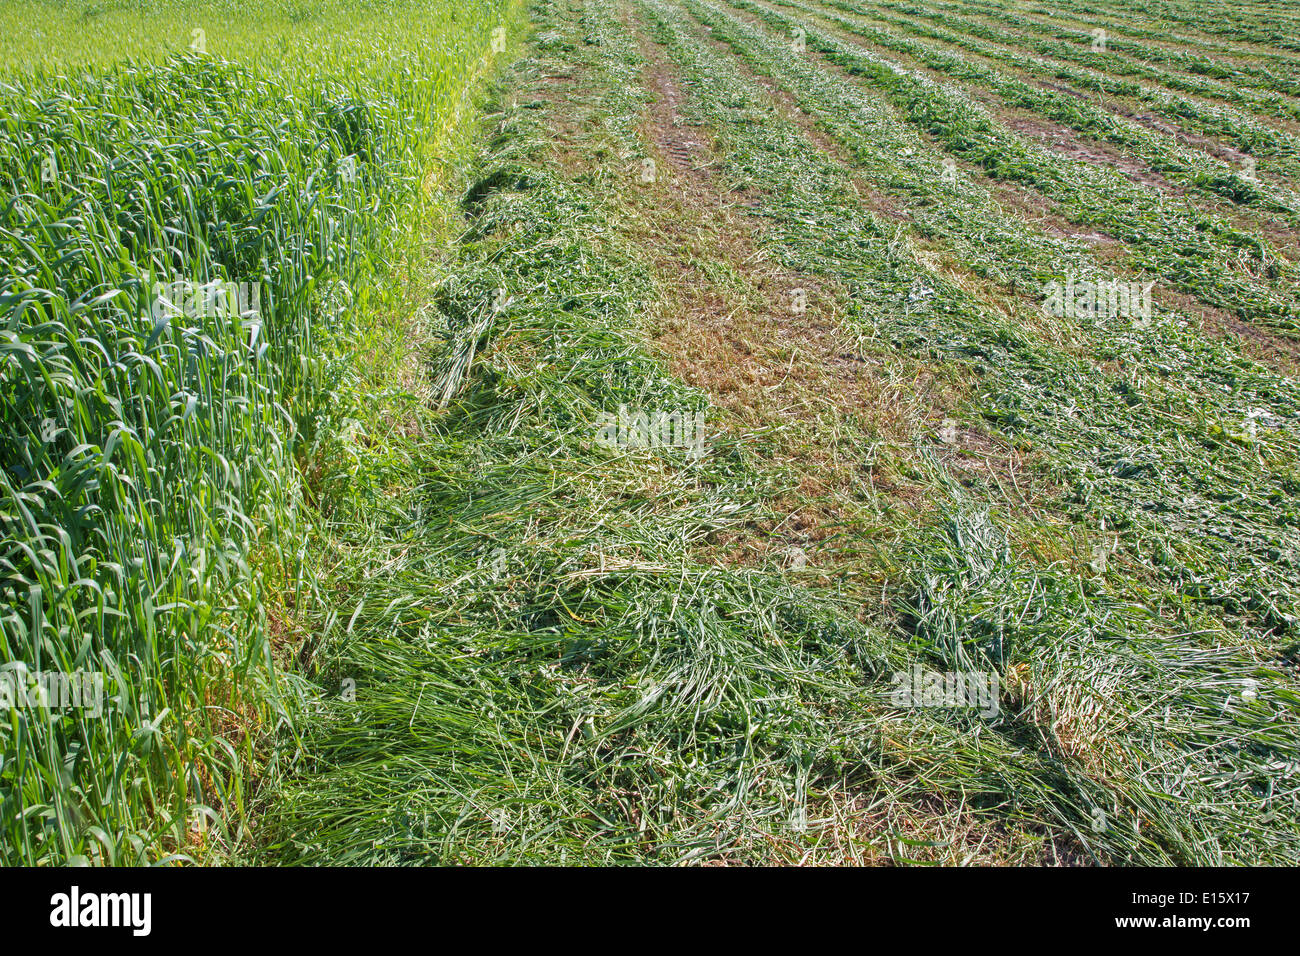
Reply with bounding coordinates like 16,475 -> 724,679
2,0 -> 1298,866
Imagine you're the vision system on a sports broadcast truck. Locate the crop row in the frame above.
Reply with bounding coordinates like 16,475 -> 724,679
636,0 -> 1300,863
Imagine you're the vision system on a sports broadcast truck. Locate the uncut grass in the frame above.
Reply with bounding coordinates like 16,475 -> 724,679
638,0 -> 1300,862
2,0 -> 472,72
0,0 -> 520,865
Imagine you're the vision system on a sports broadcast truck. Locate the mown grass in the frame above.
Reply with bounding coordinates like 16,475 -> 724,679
731,0 -> 1300,337
690,0 -> 1300,649
873,0 -> 1300,118
256,0 -> 874,864
0,0 -> 522,865
255,0 -> 1300,865
789,0 -> 1300,195
639,0 -> 1300,862
990,0 -> 1300,55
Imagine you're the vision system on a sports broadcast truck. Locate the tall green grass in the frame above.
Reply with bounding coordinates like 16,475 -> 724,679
0,0 -> 521,865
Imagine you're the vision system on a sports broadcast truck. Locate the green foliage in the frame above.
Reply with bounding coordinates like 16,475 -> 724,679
0,0 -> 521,865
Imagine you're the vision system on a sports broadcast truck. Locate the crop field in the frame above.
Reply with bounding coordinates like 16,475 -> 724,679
2,0 -> 1299,870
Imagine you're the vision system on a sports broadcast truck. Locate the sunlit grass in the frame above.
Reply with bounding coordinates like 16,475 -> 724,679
5,0 -> 1298,869
0,0 -> 522,865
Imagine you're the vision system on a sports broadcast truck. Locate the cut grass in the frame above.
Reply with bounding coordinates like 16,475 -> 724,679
258,0 -> 1300,865
641,0 -> 1300,861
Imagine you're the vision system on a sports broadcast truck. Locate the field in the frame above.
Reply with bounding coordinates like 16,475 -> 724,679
2,0 -> 1298,867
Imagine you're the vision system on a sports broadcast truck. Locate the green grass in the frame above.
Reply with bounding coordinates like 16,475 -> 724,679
4,0 -> 1299,867
725,0 -> 1300,337
256,0 -> 873,864
872,0 -> 1300,114
0,0 -> 522,865
787,0 -> 1300,190
635,0 -> 1300,862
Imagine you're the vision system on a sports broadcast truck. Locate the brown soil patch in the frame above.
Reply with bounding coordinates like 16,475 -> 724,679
643,63 -> 713,184
628,15 -> 954,573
